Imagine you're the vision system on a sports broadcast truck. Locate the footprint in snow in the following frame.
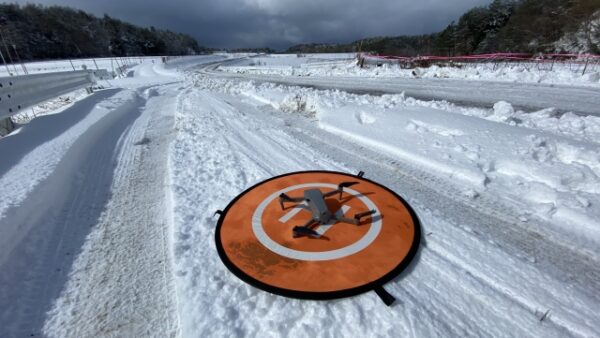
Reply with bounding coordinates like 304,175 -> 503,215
355,111 -> 376,125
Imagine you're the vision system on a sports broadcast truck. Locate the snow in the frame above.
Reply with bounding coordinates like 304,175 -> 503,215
1,53 -> 599,337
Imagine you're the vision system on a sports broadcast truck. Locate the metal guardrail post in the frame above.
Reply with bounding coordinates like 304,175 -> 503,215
0,116 -> 14,136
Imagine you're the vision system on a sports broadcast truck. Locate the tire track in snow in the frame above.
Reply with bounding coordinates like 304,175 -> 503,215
0,89 -> 145,337
43,84 -> 181,337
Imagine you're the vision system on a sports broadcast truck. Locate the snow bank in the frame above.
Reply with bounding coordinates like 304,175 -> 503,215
220,55 -> 600,87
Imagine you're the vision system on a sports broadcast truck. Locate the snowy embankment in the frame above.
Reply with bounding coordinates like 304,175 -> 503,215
195,77 -> 600,254
220,54 -> 600,87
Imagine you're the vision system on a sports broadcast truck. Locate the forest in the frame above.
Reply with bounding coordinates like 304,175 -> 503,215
0,1 -> 598,60
0,3 -> 206,61
287,0 -> 600,55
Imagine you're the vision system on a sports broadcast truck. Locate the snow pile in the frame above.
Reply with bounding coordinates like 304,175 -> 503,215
489,101 -> 518,123
9,89 -> 90,125
220,57 -> 600,87
195,76 -> 600,249
196,77 -> 600,143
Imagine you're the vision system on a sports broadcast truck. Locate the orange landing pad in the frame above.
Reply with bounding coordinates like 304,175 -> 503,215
215,171 -> 420,301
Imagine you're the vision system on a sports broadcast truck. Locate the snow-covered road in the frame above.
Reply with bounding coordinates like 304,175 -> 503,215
1,55 -> 599,337
0,61 -> 184,337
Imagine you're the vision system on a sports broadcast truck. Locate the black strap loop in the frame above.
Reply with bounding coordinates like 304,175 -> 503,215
374,286 -> 396,306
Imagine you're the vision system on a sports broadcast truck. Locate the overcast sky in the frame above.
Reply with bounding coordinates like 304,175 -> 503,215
10,0 -> 492,49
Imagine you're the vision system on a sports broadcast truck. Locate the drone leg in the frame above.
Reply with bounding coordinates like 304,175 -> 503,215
279,193 -> 305,210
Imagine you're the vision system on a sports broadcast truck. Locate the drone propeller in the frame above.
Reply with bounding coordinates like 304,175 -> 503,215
339,182 -> 359,188
292,226 -> 321,238
292,218 -> 320,238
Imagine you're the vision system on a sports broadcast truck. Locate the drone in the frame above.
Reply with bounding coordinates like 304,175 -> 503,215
279,181 -> 376,238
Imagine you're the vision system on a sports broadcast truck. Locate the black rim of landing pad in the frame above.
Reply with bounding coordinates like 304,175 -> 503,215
214,170 -> 421,301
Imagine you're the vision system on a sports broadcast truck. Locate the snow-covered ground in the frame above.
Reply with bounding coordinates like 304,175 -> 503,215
1,54 -> 599,337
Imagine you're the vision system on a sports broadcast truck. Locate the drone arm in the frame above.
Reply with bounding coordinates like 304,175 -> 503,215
299,218 -> 317,228
323,181 -> 359,199
323,189 -> 340,198
337,210 -> 376,225
336,216 -> 359,225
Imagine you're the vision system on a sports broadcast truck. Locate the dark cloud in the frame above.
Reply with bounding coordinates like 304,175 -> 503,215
10,0 -> 492,49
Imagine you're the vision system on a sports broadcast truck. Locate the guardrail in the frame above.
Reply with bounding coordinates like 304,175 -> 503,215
0,69 -> 109,119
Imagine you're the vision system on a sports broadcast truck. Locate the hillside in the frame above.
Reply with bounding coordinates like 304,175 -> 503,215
0,4 -> 206,60
287,0 -> 600,55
